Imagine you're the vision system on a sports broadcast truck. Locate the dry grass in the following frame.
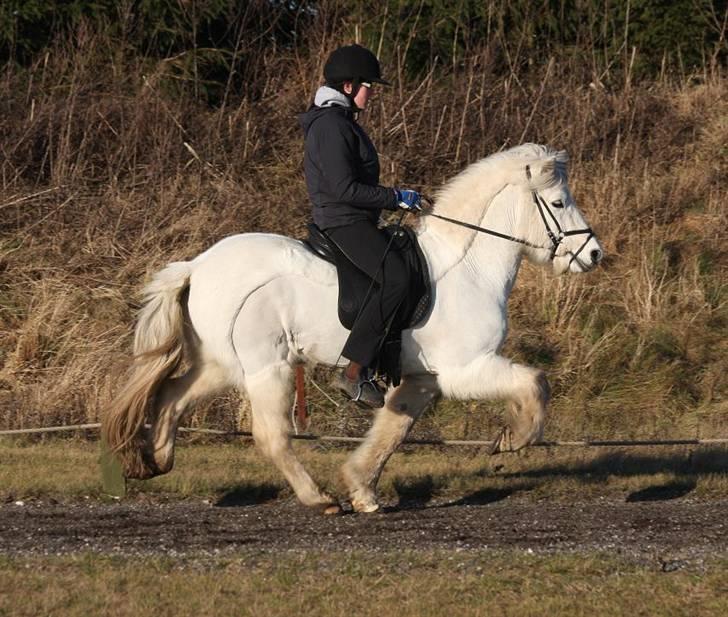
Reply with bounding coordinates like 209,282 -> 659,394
1,440 -> 726,503
0,551 -> 726,617
0,10 -> 726,442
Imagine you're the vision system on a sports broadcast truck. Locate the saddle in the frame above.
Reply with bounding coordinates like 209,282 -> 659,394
302,222 -> 431,386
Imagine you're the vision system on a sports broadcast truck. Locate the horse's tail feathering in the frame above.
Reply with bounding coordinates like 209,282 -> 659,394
102,261 -> 192,478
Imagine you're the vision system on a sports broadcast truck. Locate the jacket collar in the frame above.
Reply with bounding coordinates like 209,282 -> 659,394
314,85 -> 352,108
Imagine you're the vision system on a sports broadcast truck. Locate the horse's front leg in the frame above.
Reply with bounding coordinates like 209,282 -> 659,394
441,353 -> 550,454
342,374 -> 439,513
490,365 -> 550,454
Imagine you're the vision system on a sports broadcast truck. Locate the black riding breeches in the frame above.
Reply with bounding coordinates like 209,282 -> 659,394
327,220 -> 409,368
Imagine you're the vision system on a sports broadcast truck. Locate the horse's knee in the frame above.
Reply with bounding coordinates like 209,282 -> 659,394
251,408 -> 293,460
262,438 -> 289,462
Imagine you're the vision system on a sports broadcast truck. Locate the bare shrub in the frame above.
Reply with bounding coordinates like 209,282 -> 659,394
0,9 -> 725,440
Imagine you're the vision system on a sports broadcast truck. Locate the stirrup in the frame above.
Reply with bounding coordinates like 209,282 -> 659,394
351,377 -> 382,403
332,370 -> 384,409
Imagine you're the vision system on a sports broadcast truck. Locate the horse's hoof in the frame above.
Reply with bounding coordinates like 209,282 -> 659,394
351,499 -> 380,513
321,503 -> 343,516
489,427 -> 513,455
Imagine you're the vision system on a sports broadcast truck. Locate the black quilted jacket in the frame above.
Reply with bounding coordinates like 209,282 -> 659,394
299,104 -> 397,230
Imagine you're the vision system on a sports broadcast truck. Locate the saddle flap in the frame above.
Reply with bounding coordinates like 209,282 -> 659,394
382,224 -> 432,329
302,222 -> 433,386
303,223 -> 373,329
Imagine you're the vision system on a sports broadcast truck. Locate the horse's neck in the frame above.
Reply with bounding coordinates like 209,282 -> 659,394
464,212 -> 524,305
418,175 -> 525,304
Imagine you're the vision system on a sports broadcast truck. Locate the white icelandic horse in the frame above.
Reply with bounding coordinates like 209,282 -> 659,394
103,144 -> 603,514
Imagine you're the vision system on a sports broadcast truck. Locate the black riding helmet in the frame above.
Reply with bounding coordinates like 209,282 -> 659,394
324,44 -> 391,87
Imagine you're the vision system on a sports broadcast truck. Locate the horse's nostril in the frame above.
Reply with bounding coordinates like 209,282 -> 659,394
590,249 -> 602,264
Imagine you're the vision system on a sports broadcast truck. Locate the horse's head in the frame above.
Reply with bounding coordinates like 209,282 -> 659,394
518,148 -> 603,274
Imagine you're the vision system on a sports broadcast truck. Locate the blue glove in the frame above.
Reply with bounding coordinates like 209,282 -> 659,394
394,188 -> 422,212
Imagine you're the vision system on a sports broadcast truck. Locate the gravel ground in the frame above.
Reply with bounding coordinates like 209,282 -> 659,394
1,495 -> 726,564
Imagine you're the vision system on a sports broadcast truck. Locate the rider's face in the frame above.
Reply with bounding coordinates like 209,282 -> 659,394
343,81 -> 373,109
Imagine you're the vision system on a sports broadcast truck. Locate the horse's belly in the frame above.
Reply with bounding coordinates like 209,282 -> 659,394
230,274 -> 346,371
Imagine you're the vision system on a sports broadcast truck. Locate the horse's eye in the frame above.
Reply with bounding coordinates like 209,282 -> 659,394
552,199 -> 564,208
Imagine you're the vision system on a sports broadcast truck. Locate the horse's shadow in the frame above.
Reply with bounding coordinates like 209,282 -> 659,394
437,487 -> 524,508
383,474 -> 534,512
504,448 -> 727,479
385,475 -> 437,511
211,448 -> 725,509
625,480 -> 696,502
383,447 -> 727,510
214,482 -> 281,507
493,447 -> 727,502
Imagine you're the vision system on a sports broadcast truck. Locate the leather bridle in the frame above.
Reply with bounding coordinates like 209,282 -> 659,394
423,166 -> 595,268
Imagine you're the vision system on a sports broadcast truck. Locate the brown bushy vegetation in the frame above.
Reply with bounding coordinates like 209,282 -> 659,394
0,9 -> 726,441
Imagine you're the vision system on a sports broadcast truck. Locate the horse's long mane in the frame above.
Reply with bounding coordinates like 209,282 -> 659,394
420,144 -> 569,278
433,143 -> 568,218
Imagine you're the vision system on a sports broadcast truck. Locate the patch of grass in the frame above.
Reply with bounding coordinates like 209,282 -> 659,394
0,551 -> 725,617
0,440 -> 726,504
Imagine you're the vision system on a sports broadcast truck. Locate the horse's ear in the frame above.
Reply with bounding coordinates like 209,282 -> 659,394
524,158 -> 555,188
542,157 -> 556,176
520,148 -> 569,188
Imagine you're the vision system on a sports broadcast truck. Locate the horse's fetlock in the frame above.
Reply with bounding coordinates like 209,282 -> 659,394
351,498 -> 380,514
299,491 -> 340,511
342,460 -> 378,508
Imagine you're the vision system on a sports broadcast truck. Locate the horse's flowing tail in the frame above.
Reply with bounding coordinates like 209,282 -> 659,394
102,261 -> 192,478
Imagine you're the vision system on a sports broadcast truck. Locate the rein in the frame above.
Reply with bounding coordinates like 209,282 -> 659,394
422,184 -> 594,266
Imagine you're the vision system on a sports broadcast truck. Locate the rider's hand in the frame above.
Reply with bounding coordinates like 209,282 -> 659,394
394,188 -> 422,213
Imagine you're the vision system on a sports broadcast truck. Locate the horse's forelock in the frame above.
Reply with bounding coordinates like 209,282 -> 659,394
519,145 -> 569,190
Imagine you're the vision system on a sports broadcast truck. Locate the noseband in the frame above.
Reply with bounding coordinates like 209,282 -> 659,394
523,162 -> 594,265
424,166 -> 594,267
530,191 -> 594,265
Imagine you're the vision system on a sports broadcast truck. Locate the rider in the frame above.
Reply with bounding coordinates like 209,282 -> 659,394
299,44 -> 422,409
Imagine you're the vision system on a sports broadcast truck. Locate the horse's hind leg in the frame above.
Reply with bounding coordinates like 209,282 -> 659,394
148,360 -> 228,474
247,362 -> 340,513
343,374 -> 439,513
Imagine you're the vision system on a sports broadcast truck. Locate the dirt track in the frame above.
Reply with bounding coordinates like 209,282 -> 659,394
1,495 -> 726,564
